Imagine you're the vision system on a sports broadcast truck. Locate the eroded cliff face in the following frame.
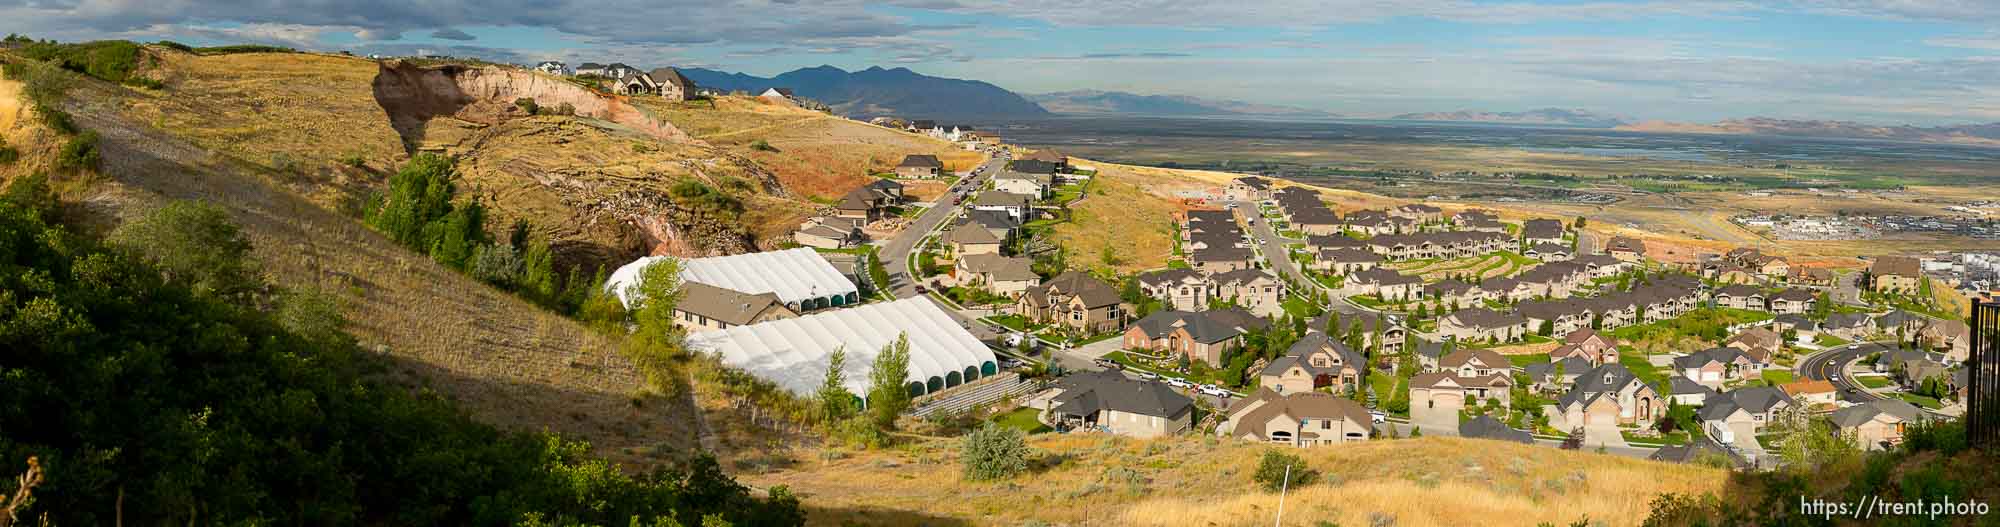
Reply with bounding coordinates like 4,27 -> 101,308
371,60 -> 694,149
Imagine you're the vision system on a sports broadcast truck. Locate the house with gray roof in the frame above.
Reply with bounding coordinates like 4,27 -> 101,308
1649,437 -> 1750,469
1829,399 -> 1927,450
1699,386 -> 1794,446
1437,308 -> 1527,344
1459,414 -> 1534,444
1552,363 -> 1663,429
1668,376 -> 1719,406
1226,388 -> 1373,446
1261,333 -> 1366,395
1122,310 -> 1245,367
1522,218 -> 1566,245
1674,347 -> 1759,388
1046,370 -> 1193,438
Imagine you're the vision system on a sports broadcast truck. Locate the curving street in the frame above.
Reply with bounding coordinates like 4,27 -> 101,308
1797,342 -> 1894,404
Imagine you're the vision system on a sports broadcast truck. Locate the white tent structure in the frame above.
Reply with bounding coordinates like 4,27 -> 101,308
605,248 -> 859,312
684,297 -> 999,400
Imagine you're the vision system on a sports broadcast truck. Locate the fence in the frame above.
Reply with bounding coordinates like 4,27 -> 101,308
1971,299 -> 1999,448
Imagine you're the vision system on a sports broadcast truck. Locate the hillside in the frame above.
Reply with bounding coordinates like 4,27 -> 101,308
742,434 -> 1725,526
1030,89 -> 1340,118
1617,117 -> 2000,146
681,65 -> 1050,118
1391,108 -> 1626,127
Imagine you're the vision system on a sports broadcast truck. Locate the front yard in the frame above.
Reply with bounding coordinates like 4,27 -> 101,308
988,407 -> 1052,434
1760,369 -> 1795,385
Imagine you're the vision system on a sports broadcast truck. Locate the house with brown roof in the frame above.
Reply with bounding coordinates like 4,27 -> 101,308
835,187 -> 887,223
1869,256 -> 1923,293
1606,236 -> 1646,262
793,216 -> 863,249
1673,347 -> 1758,389
1422,279 -> 1486,308
1226,176 -> 1273,202
1314,248 -> 1382,275
1018,271 -> 1125,334
1437,308 -> 1527,343
1789,266 -> 1836,287
1226,388 -> 1373,446
647,67 -> 697,101
1391,203 -> 1444,223
1410,371 -> 1513,422
1768,289 -> 1816,315
1526,242 -> 1574,262
1561,329 -> 1620,365
1187,246 -> 1257,274
1522,218 -> 1566,245
895,154 -> 944,179
943,223 -> 1004,256
1123,310 -> 1244,367
673,282 -> 799,333
1552,363 -> 1663,429
954,254 -> 1038,297
1260,333 -> 1366,395
1023,149 -> 1070,172
1779,379 -> 1839,409
1211,268 -> 1287,318
1349,267 -> 1421,301
1722,327 -> 1782,364
1830,399 -> 1927,451
1437,348 -> 1511,377
1518,299 -> 1594,337
1137,268 -> 1210,312
1917,319 -> 1971,363
1712,284 -> 1766,311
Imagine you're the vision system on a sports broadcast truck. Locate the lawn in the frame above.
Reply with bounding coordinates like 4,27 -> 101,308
1760,370 -> 1796,385
1369,372 -> 1397,404
989,407 -> 1052,434
1618,353 -> 1669,388
1623,430 -> 1691,446
986,314 -> 1034,332
1509,354 -> 1552,367
1857,376 -> 1893,389
1897,393 -> 1943,409
1347,295 -> 1388,308
1814,334 -> 1850,347
1282,297 -> 1324,319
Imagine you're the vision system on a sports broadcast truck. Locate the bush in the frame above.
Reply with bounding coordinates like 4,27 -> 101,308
0,144 -> 17,165
750,139 -> 778,152
55,130 -> 99,171
960,422 -> 1031,481
1252,450 -> 1318,492
152,40 -> 193,52
514,97 -> 539,115
107,199 -> 263,302
20,40 -> 142,84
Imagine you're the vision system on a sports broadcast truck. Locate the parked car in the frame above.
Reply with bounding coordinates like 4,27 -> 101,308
914,285 -> 929,294
1199,385 -> 1231,398
1369,411 -> 1387,424
1094,358 -> 1120,369
1136,371 -> 1160,381
1165,378 -> 1192,389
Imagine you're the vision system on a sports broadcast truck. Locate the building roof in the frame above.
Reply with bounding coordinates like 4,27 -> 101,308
1210,268 -> 1280,288
1188,246 -> 1255,263
1138,268 -> 1204,287
1459,414 -> 1534,444
1649,437 -> 1750,468
1232,176 -> 1271,189
648,67 -> 695,90
606,248 -> 857,308
1265,333 -> 1364,377
897,154 -> 943,168
1824,312 -> 1872,329
1008,159 -> 1059,174
1828,399 -> 1926,429
973,191 -> 1035,208
1051,370 -> 1193,419
1350,267 -> 1421,286
1779,379 -> 1836,398
1669,376 -> 1719,397
1025,149 -> 1068,163
1130,311 -> 1241,344
1714,284 -> 1762,299
1528,242 -> 1572,255
1029,271 -> 1122,308
959,254 -> 1039,282
1321,248 -> 1381,264
956,209 -> 1019,231
1440,348 -> 1508,371
676,281 -> 789,326
1205,306 -> 1271,332
1673,347 -> 1750,369
1446,308 -> 1526,330
1770,289 -> 1816,302
1230,388 -> 1372,441
1523,218 -> 1565,239
1559,363 -> 1647,408
1870,255 -> 1922,278
685,297 -> 995,398
944,223 -> 1003,246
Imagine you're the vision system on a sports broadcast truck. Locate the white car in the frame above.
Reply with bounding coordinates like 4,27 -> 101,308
1199,385 -> 1231,398
1137,371 -> 1161,381
1369,411 -> 1387,424
1165,378 -> 1192,389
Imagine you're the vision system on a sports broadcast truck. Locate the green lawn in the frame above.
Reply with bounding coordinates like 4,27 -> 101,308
1857,376 -> 1892,389
1509,354 -> 1552,367
1815,334 -> 1850,347
1618,353 -> 1669,388
1623,430 -> 1691,446
1282,297 -> 1324,319
985,315 -> 1033,332
989,407 -> 1052,434
1897,393 -> 1943,409
1761,369 -> 1796,385
1370,372 -> 1396,403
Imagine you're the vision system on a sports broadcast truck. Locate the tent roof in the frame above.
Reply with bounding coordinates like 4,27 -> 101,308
606,248 -> 857,307
684,297 -> 997,398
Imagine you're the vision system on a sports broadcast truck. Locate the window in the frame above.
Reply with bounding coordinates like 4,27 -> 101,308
1321,419 -> 1330,430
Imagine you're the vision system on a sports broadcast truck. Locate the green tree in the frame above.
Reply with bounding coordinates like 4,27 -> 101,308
107,199 -> 262,301
960,423 -> 1031,481
815,347 -> 856,428
1252,450 -> 1319,492
867,333 -> 915,430
629,257 -> 686,352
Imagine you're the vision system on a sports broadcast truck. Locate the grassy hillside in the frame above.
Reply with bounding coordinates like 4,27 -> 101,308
1047,161 -> 1192,275
638,96 -> 984,200
742,434 -> 1726,526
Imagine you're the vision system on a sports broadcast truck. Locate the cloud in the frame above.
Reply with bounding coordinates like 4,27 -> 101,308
887,0 -> 1767,28
1791,0 -> 2000,22
430,28 -> 476,41
1926,33 -> 2000,50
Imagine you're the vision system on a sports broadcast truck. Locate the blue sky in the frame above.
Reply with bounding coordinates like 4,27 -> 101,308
6,0 -> 1999,124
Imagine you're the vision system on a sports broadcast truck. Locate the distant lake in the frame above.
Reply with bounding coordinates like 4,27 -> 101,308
965,115 -> 2000,166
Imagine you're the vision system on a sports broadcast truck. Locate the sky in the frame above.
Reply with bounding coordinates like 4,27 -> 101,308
5,0 -> 2000,124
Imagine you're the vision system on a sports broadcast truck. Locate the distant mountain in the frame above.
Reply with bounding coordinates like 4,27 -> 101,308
1028,90 -> 1340,118
1390,108 -> 1627,127
1617,117 -> 2000,146
679,65 -> 1049,118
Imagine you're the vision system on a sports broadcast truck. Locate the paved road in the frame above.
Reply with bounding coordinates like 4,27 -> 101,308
1226,200 -> 1379,319
880,152 -> 1008,298
1797,342 -> 1893,403
1832,269 -> 1867,306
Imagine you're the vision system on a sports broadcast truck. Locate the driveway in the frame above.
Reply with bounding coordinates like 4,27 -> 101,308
1581,424 -> 1630,448
1407,407 -> 1460,437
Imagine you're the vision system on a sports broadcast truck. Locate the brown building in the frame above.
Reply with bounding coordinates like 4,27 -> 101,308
1226,388 -> 1374,446
1018,271 -> 1124,334
895,154 -> 945,179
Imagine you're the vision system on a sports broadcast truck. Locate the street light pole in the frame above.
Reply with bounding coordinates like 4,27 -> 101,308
1273,463 -> 1292,527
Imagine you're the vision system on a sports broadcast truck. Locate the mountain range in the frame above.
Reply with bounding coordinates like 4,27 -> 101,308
679,65 -> 1049,119
1616,118 -> 2000,146
1389,108 -> 1628,127
1028,89 -> 1340,118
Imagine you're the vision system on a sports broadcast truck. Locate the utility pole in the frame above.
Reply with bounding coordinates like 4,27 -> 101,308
1273,463 -> 1292,527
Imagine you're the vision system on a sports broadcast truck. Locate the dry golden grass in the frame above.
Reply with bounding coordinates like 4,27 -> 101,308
119,48 -> 405,175
1050,160 -> 1198,274
743,434 -> 1724,527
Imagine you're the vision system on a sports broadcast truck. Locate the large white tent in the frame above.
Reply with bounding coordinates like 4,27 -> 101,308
605,248 -> 859,311
684,297 -> 999,399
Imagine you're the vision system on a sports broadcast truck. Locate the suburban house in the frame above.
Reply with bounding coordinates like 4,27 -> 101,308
1289,207 -> 1345,236
1349,267 -> 1421,301
1519,299 -> 1594,337
1650,438 -> 1750,469
1917,319 -> 1972,363
533,60 -> 569,75
1226,388 -> 1373,446
1459,414 -> 1534,444
1260,333 -> 1366,395
1045,370 -> 1193,438
1008,159 -> 1059,175
864,178 -> 906,203
1699,386 -> 1795,446
1437,348 -> 1510,377
1779,380 -> 1839,409
1422,279 -> 1485,308
1455,210 -> 1508,232
1226,176 -> 1274,201
971,191 -> 1036,223
1392,203 -> 1444,223
955,209 -> 1019,242
1829,399 -> 1927,450
793,216 -> 863,249
648,67 -> 697,101
895,154 -> 945,179
1437,308 -> 1528,344
674,281 -> 799,333
836,187 -> 888,223
1606,236 -> 1646,262
1522,218 -> 1566,245
954,254 -> 1038,297
1673,347 -> 1759,389
1187,246 -> 1257,274
1822,312 -> 1873,340
1310,311 -> 1406,355
1668,376 -> 1720,406
1137,268 -> 1210,312
1017,271 -> 1125,334
1410,370 -> 1513,420
1768,289 -> 1817,314
1712,284 -> 1766,311
1790,266 -> 1836,287
1123,310 -> 1245,367
1526,242 -> 1574,262
1525,357 -> 1593,395
1722,327 -> 1782,365
1315,248 -> 1383,275
1869,256 -> 1924,293
1210,268 -> 1287,318
1560,329 -> 1620,366
1024,149 -> 1070,172
943,223 -> 1004,256
1305,233 -> 1366,253
1553,363 -> 1663,429
991,172 -> 1053,198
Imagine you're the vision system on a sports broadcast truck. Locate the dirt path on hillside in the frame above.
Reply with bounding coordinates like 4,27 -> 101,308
698,115 -> 831,140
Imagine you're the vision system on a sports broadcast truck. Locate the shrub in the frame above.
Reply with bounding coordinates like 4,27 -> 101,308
0,143 -> 17,165
513,97 -> 539,115
1252,449 -> 1318,492
20,40 -> 142,84
38,106 -> 78,135
750,139 -> 778,152
960,422 -> 1031,481
152,40 -> 193,52
55,130 -> 99,171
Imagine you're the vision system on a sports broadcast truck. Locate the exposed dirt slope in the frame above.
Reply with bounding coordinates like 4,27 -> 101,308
636,96 -> 985,200
1,70 -> 697,467
372,60 -> 694,149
